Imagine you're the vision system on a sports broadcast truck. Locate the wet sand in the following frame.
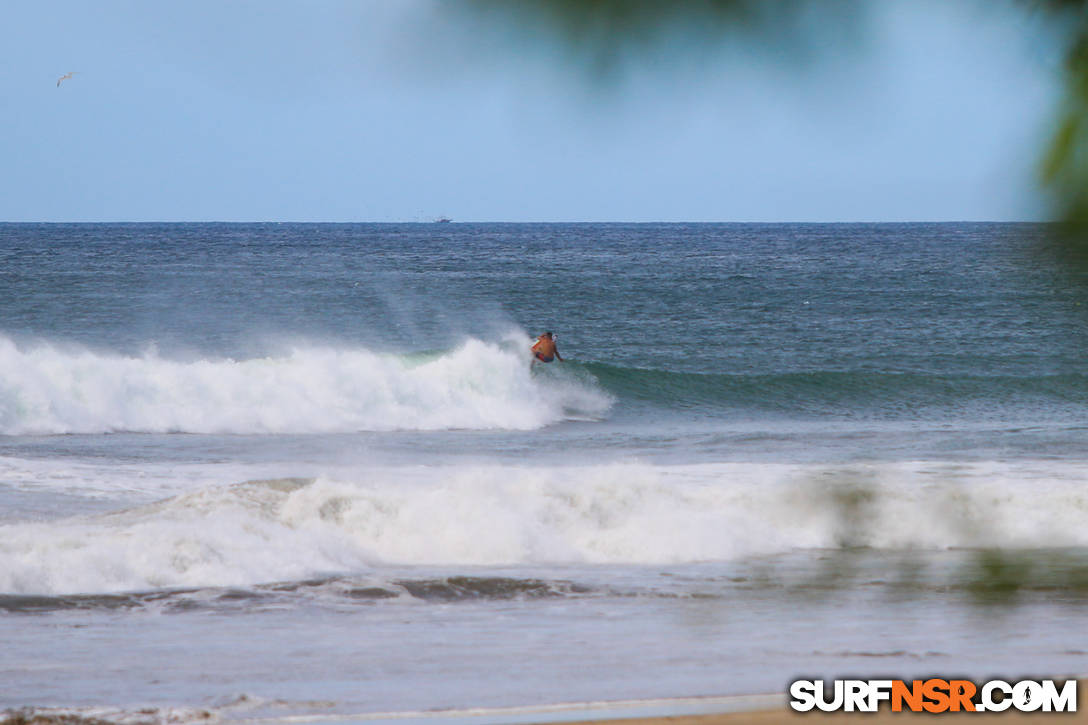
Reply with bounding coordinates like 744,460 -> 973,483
567,709 -> 1088,725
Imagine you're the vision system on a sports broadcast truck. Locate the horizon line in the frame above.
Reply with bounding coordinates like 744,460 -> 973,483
0,219 -> 1052,225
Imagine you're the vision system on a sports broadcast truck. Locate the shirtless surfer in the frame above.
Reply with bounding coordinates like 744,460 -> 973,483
531,331 -> 563,366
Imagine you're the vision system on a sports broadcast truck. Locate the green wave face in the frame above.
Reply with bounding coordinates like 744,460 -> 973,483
576,361 -> 1088,420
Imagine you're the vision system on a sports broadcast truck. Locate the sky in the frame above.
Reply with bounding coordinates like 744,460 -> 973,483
0,0 -> 1065,222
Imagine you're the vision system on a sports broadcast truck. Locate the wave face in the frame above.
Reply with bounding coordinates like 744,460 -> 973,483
0,335 -> 611,434
5,462 -> 1088,595
582,362 -> 1088,418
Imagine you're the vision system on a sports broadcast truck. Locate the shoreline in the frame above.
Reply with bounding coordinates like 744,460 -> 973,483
9,689 -> 1088,725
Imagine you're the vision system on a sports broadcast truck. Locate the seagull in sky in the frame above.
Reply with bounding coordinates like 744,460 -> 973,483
56,72 -> 77,87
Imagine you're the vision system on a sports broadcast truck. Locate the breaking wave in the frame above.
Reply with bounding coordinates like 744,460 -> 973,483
5,461 -> 1088,595
0,335 -> 611,434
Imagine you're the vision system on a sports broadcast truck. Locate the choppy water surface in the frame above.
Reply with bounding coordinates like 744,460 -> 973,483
1,223 -> 1087,721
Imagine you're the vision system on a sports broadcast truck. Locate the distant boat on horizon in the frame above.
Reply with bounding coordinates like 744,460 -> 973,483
434,217 -> 452,223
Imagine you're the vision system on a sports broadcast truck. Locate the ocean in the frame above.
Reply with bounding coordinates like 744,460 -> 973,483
2,222 -> 1087,721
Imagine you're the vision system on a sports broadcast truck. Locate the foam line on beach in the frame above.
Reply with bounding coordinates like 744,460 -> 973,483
0,695 -> 786,725
224,693 -> 785,725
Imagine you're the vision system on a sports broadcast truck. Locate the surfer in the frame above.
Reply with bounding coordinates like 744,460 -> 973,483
531,331 -> 563,366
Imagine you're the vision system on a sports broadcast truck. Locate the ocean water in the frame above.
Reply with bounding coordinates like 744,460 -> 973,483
2,222 -> 1088,720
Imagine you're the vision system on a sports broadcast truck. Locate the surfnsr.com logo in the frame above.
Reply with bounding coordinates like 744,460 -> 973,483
789,679 -> 1077,713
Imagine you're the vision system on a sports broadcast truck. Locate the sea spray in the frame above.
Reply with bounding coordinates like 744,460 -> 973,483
0,335 -> 611,434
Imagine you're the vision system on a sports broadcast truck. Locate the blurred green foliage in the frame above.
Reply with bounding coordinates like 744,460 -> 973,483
1039,1 -> 1088,233
445,0 -> 860,78
447,0 -> 1088,229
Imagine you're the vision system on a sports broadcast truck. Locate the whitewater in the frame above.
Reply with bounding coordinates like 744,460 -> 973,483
5,460 -> 1088,596
3,222 -> 1088,720
0,334 -> 611,434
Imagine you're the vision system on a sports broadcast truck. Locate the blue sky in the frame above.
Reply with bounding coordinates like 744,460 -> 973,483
0,1 -> 1062,221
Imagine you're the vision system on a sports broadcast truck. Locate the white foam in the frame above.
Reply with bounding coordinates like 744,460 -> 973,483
0,455 -> 274,501
4,460 -> 1088,594
0,334 -> 611,434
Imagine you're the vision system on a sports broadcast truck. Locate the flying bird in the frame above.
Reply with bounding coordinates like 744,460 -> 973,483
56,72 -> 77,87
